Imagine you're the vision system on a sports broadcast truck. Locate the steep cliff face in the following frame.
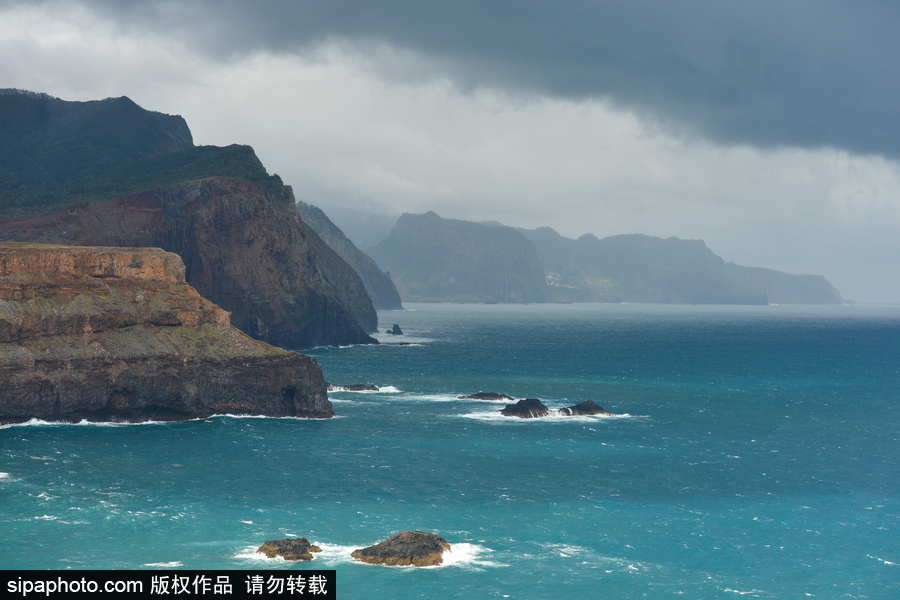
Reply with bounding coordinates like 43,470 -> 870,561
0,89 -> 378,348
0,178 -> 377,349
0,243 -> 333,424
296,200 -> 403,310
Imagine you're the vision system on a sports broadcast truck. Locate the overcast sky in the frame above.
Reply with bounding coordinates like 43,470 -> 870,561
2,0 -> 899,302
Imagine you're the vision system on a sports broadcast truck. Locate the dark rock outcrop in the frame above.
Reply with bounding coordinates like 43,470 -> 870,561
500,398 -> 550,418
0,177 -> 377,349
0,243 -> 334,424
387,324 -> 403,335
351,531 -> 451,567
559,400 -> 614,416
257,537 -> 323,561
458,392 -> 515,401
295,200 -> 403,310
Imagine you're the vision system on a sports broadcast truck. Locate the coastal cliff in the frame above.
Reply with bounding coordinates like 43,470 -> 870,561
0,177 -> 377,349
295,200 -> 403,310
0,243 -> 333,424
0,90 -> 378,348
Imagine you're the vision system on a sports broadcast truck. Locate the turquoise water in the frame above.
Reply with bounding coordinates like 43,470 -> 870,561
2,303 -> 899,598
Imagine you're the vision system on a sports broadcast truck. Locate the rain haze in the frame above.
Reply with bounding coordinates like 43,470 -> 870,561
2,0 -> 899,302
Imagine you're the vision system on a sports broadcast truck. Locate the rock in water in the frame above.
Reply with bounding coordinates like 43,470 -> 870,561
0,243 -> 334,424
257,537 -> 323,561
387,324 -> 403,335
559,400 -> 614,416
458,392 -> 515,401
500,398 -> 550,418
351,531 -> 451,567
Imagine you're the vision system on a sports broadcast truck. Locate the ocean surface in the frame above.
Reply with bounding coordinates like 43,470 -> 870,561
2,303 -> 899,599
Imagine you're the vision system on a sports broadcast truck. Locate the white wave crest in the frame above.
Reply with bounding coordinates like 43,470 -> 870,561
327,385 -> 402,394
459,410 -> 638,423
143,561 -> 183,568
234,545 -> 278,562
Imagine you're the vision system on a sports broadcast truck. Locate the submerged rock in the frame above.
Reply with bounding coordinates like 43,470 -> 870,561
500,398 -> 550,418
559,400 -> 614,416
351,530 -> 450,567
458,392 -> 515,401
257,537 -> 323,561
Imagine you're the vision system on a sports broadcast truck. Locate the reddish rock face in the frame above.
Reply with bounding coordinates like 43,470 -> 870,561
0,243 -> 333,424
0,177 -> 376,349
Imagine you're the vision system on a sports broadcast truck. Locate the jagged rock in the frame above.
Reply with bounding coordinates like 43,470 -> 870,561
500,398 -> 550,418
351,531 -> 450,567
0,243 -> 333,424
387,324 -> 403,335
257,537 -> 323,562
458,392 -> 515,401
327,383 -> 379,392
559,400 -> 614,416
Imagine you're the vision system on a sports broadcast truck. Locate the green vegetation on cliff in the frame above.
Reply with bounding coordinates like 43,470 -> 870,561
0,89 -> 292,216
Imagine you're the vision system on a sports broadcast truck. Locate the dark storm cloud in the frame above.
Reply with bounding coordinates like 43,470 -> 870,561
25,0 -> 900,157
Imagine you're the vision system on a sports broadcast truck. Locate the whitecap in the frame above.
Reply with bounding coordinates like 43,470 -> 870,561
459,410 -> 639,423
1,418 -> 166,429
398,393 -> 464,403
234,545 -> 280,563
0,472 -> 10,480
143,561 -> 183,568
437,543 -> 504,569
327,385 -> 402,394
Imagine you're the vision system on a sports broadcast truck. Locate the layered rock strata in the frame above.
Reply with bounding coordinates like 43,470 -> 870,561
0,243 -> 333,424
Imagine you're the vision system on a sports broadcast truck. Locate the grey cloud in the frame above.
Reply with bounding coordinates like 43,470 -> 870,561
59,0 -> 900,159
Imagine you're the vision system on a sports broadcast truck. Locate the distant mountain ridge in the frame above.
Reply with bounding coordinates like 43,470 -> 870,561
365,212 -> 843,305
519,227 -> 842,304
367,211 -> 547,303
0,89 -> 378,348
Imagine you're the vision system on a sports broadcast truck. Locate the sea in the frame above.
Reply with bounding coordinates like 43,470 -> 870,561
1,303 -> 899,599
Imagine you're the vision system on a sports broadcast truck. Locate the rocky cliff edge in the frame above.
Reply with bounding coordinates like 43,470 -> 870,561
0,243 -> 333,424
